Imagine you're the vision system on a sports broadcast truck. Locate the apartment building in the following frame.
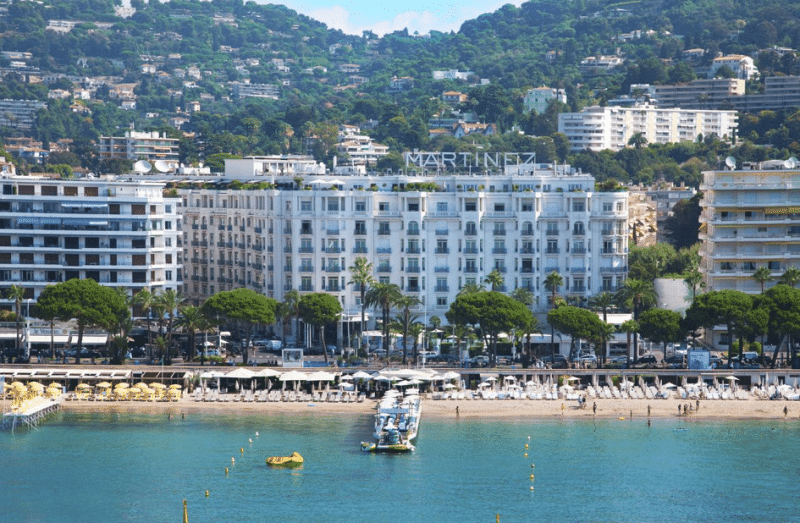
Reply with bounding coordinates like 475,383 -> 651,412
558,104 -> 738,152
96,131 -> 180,167
179,162 -> 629,345
523,87 -> 567,114
707,54 -> 758,80
0,99 -> 47,130
699,161 -> 800,346
0,174 -> 183,307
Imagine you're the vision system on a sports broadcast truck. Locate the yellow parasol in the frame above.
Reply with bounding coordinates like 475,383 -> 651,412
169,384 -> 182,390
135,382 -> 150,389
150,382 -> 167,389
76,383 -> 92,389
96,382 -> 112,388
28,382 -> 45,390
115,382 -> 130,389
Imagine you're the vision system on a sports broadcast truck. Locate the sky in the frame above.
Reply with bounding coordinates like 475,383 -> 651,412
267,0 -> 523,36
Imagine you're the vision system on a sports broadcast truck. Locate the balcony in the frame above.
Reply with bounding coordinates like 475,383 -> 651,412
407,246 -> 421,254
434,267 -> 449,273
299,285 -> 314,292
267,265 -> 274,271
434,285 -> 449,293
326,265 -> 342,273
298,246 -> 314,253
354,228 -> 367,235
493,229 -> 506,236
572,247 -> 587,254
545,248 -> 560,255
326,229 -> 340,236
325,246 -> 342,254
376,265 -> 392,273
378,229 -> 391,236
376,247 -> 392,254
521,267 -> 534,273
465,229 -> 477,236
546,230 -> 559,236
283,265 -> 293,272
435,229 -> 449,236
300,228 -> 312,235
521,229 -> 534,236
406,286 -> 421,293
353,246 -> 368,254
283,228 -> 293,234
407,229 -> 420,236
464,267 -> 478,273
521,247 -> 535,254
405,266 -> 421,273
492,247 -> 507,254
299,264 -> 314,272
494,266 -> 507,273
435,248 -> 450,254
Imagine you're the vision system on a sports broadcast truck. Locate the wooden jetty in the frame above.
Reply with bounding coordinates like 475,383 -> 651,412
2,397 -> 62,432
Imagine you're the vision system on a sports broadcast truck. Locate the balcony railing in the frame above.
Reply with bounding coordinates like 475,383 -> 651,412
434,267 -> 449,273
434,285 -> 449,293
326,266 -> 341,272
545,248 -> 560,254
464,247 -> 479,254
435,229 -> 449,235
492,247 -> 507,254
405,266 -> 421,273
407,229 -> 420,235
298,246 -> 314,253
407,246 -> 421,254
435,248 -> 450,254
493,229 -> 506,236
299,265 -> 314,272
376,265 -> 392,273
376,247 -> 392,254
353,246 -> 368,253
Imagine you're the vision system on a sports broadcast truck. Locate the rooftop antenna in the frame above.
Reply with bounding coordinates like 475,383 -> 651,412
725,156 -> 736,171
786,157 -> 798,169
133,160 -> 152,174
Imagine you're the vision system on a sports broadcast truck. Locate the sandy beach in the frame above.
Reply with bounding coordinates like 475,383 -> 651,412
23,395 -> 797,422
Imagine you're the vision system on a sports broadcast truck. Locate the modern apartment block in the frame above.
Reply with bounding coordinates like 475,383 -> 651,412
179,160 -> 629,340
558,104 -> 738,152
523,87 -> 567,114
0,174 -> 183,307
96,131 -> 180,167
699,162 -> 800,345
0,99 -> 47,130
630,76 -> 800,112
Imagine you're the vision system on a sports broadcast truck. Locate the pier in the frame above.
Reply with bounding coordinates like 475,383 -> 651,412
2,396 -> 62,432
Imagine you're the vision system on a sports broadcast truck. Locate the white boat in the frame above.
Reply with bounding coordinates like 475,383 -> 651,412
361,390 -> 421,453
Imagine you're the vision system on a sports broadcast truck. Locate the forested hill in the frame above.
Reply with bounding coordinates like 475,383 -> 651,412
2,0 -> 800,185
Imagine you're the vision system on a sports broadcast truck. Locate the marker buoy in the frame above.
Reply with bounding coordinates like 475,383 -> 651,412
205,490 -> 209,498
530,463 -> 535,468
231,457 -> 235,463
619,417 -> 625,420
225,467 -> 229,475
256,432 -> 259,437
249,438 -> 253,443
240,447 -> 244,454
524,444 -> 529,449
530,486 -> 534,491
530,474 -> 534,480
524,453 -> 528,457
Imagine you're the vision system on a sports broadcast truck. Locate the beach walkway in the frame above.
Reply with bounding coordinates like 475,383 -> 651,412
2,396 -> 62,432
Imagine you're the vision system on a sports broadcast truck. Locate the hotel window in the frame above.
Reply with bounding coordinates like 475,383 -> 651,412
378,202 -> 389,211
355,201 -> 366,212
300,200 -> 312,211
464,200 -> 477,212
436,202 -> 447,212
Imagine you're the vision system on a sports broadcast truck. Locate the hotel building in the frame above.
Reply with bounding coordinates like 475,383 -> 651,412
179,157 -> 629,341
0,174 -> 183,307
699,161 -> 800,346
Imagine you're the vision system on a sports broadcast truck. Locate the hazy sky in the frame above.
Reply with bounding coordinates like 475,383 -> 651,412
268,0 -> 523,36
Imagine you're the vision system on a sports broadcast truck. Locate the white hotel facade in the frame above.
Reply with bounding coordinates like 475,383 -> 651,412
179,157 -> 629,339
0,174 -> 183,307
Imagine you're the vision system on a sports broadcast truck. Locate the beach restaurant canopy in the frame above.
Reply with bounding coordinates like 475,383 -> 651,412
0,368 -> 132,386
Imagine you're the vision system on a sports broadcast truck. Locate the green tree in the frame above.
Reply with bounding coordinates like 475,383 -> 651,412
202,288 -> 277,365
760,285 -> 800,368
638,308 -> 684,360
36,279 -> 127,364
154,289 -> 185,364
298,293 -> 342,365
348,257 -> 374,347
617,278 -> 657,360
282,289 -> 301,345
628,132 -> 648,150
684,268 -> 705,302
621,319 -> 639,362
365,282 -> 402,357
447,291 -> 533,367
547,305 -> 605,363
6,284 -> 25,354
685,290 -> 753,361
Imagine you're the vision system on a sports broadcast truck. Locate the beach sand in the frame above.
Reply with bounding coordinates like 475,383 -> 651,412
15,395 -> 793,421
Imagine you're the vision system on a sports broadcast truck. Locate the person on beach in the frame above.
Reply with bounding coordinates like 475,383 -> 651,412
678,405 -> 682,416
696,400 -> 700,411
456,406 -> 459,416
592,402 -> 596,415
784,406 -> 788,419
647,404 -> 651,417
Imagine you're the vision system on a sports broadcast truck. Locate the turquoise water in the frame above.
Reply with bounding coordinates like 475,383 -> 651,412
2,410 -> 799,522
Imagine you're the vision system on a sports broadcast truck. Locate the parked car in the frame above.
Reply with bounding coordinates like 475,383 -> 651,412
633,355 -> 658,367
663,354 -> 686,367
609,355 -> 630,365
572,353 -> 597,365
541,354 -> 568,368
469,355 -> 490,366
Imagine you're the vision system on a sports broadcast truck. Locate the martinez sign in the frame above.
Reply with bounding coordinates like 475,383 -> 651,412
405,152 -> 536,169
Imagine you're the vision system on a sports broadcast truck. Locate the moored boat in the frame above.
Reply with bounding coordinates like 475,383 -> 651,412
361,390 -> 421,453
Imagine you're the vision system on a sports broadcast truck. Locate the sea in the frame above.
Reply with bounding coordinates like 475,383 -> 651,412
2,409 -> 799,523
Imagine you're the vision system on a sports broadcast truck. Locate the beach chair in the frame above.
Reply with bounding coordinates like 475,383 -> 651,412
357,393 -> 365,402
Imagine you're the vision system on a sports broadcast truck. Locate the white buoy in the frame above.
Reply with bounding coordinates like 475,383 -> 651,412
256,432 -> 259,437
249,438 -> 253,443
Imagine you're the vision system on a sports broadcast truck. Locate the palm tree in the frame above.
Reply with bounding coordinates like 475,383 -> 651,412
779,267 -> 800,288
395,294 -> 421,364
365,283 -> 402,357
752,266 -> 773,293
484,269 -> 504,292
628,132 -> 648,149
7,285 -> 25,355
621,319 -> 639,362
510,287 -> 533,308
617,278 -> 657,361
155,289 -> 185,364
133,289 -> 155,359
684,269 -> 705,302
282,289 -> 301,345
544,271 -> 563,358
458,281 -> 485,296
589,291 -> 615,365
348,257 -> 374,349
177,305 -> 210,363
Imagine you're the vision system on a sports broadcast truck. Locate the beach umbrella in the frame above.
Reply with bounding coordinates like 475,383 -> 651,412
76,383 -> 92,389
661,382 -> 677,389
96,382 -> 112,388
442,371 -> 461,380
115,383 -> 130,389
150,382 -> 167,389
169,384 -> 182,390
725,376 -> 739,381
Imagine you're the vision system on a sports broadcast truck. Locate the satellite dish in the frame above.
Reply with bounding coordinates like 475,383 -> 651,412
725,156 -> 736,170
154,160 -> 170,173
133,160 -> 152,173
788,157 -> 798,169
